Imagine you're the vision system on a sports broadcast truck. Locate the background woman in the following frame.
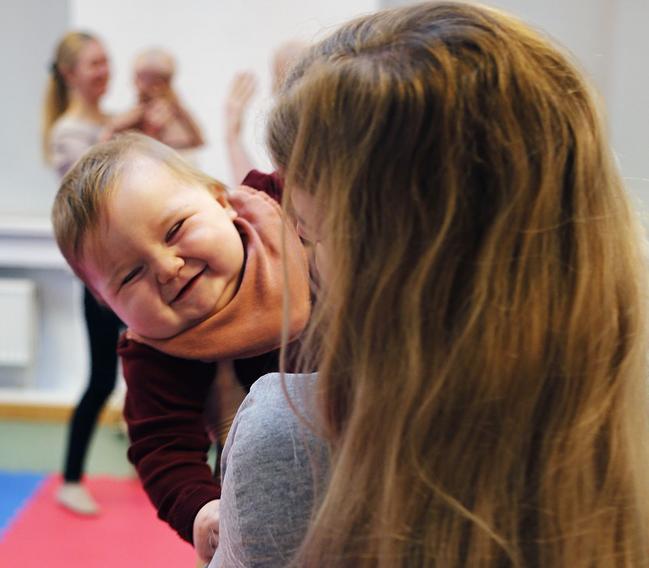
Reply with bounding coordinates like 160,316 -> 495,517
42,31 -> 122,516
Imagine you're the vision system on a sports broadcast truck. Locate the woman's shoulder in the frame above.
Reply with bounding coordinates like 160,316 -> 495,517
214,372 -> 326,568
249,371 -> 317,401
222,372 -> 324,474
233,372 -> 319,442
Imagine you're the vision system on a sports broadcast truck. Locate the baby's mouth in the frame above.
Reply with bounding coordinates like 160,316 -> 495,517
170,267 -> 206,304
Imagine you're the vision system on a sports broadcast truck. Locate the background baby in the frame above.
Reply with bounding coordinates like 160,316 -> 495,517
105,48 -> 204,151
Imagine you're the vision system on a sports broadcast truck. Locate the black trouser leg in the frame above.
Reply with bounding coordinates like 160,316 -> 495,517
63,288 -> 122,482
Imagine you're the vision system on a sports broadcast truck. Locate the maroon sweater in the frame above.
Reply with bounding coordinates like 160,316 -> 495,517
119,170 -> 283,544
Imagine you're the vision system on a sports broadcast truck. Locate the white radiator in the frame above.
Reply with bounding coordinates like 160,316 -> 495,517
0,278 -> 36,366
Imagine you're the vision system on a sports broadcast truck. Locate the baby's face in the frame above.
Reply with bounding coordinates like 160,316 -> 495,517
83,157 -> 245,339
135,69 -> 170,102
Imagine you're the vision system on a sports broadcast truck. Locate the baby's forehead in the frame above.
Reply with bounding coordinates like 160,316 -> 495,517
134,53 -> 174,77
136,68 -> 171,81
119,155 -> 214,194
104,157 -> 226,224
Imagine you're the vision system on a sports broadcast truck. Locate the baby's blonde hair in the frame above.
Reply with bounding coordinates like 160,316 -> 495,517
134,48 -> 176,78
52,132 -> 226,285
270,2 -> 649,566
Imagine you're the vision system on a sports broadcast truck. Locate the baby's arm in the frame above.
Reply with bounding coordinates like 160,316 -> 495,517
204,360 -> 247,447
224,72 -> 257,185
118,336 -> 220,545
102,106 -> 145,140
239,169 -> 284,204
167,93 -> 205,148
145,90 -> 204,149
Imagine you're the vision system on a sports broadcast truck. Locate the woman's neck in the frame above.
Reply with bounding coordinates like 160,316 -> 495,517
64,91 -> 106,125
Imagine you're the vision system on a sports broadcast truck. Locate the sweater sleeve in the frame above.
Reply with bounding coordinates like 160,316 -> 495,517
118,335 -> 221,544
241,170 -> 283,203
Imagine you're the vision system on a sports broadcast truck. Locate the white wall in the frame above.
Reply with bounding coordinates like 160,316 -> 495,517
1,0 -> 648,402
0,266 -> 88,402
607,0 -> 649,217
71,0 -> 378,186
382,0 -> 649,219
0,0 -> 68,217
474,0 -> 615,96
0,0 -> 378,402
2,0 -> 645,216
0,0 -> 89,402
477,0 -> 649,215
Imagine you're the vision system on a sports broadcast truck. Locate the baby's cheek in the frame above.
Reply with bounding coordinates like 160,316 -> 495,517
121,292 -> 156,330
116,300 -> 139,330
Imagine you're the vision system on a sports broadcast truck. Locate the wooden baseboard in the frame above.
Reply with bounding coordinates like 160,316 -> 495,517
0,402 -> 123,425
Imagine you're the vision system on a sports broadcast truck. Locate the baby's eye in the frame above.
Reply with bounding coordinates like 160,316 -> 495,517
165,219 -> 185,242
121,267 -> 142,287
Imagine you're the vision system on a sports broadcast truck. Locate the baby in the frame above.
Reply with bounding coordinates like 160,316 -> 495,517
51,132 -> 309,562
105,48 -> 204,151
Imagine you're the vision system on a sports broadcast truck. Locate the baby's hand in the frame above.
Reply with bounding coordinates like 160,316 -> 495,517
193,498 -> 220,563
224,71 -> 257,139
143,98 -> 176,133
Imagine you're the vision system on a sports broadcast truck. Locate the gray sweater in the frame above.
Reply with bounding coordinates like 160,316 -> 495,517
210,373 -> 328,568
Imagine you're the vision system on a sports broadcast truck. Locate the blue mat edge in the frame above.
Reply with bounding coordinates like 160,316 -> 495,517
0,471 -> 48,539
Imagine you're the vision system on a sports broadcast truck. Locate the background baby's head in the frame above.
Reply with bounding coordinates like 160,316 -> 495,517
133,48 -> 176,103
52,132 -> 238,337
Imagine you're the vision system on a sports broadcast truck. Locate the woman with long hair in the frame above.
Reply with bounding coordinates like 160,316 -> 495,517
44,31 -> 110,174
212,2 -> 649,566
43,31 -> 122,516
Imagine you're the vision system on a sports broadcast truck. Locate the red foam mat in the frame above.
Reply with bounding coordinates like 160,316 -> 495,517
0,475 -> 196,567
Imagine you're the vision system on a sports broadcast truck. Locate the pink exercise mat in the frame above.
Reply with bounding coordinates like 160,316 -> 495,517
0,475 -> 196,567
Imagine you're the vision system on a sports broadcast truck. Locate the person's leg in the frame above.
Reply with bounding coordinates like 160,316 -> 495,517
58,287 -> 122,514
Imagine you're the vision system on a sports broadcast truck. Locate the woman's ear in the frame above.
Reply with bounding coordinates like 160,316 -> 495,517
60,64 -> 76,88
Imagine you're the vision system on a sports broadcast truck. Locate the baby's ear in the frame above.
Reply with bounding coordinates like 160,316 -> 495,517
214,184 -> 237,218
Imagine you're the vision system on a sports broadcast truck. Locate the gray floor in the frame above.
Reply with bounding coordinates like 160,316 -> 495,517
0,420 -> 134,477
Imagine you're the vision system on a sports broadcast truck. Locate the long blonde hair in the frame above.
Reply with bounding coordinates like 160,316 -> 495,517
42,31 -> 96,161
269,2 -> 649,566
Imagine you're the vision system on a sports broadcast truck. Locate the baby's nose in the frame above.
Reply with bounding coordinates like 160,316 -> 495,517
155,255 -> 184,284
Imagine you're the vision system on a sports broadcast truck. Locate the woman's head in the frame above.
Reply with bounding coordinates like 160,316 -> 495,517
42,32 -> 110,159
270,2 -> 649,565
270,2 -> 619,299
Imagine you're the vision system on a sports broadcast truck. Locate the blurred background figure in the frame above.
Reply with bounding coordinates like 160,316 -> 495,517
224,40 -> 307,185
42,30 -> 123,517
105,48 -> 204,154
270,39 -> 308,95
223,71 -> 257,185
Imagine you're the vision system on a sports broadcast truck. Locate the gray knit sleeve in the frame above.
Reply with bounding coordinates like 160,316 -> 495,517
210,373 -> 327,568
